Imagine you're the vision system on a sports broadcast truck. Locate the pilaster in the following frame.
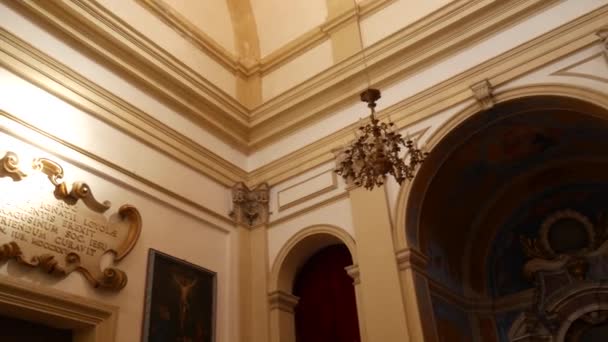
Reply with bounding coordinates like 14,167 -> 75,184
268,290 -> 300,342
230,182 -> 270,342
345,264 -> 368,342
396,247 -> 437,342
348,184 -> 411,341
325,0 -> 362,63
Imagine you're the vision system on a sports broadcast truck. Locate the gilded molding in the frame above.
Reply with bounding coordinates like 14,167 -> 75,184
471,79 -> 495,110
230,182 -> 270,227
0,150 -> 141,291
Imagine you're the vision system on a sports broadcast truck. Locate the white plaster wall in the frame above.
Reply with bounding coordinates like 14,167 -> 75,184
262,40 -> 334,101
0,2 -> 247,170
361,0 -> 453,47
249,0 -> 608,170
0,132 -> 238,342
250,0 -> 327,57
0,67 -> 233,219
164,0 -> 237,54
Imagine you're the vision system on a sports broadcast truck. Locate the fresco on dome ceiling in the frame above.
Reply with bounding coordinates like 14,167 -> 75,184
488,183 -> 608,298
431,295 -> 472,342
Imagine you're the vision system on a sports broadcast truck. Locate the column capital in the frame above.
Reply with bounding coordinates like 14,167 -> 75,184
344,264 -> 361,285
268,290 -> 300,313
395,247 -> 428,272
230,182 -> 270,228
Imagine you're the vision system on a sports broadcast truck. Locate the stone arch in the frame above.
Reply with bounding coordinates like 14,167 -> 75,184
269,224 -> 357,293
268,224 -> 359,342
393,83 -> 608,252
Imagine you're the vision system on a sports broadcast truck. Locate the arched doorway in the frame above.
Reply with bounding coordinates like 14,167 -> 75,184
293,245 -> 360,342
404,96 -> 608,341
268,225 -> 362,342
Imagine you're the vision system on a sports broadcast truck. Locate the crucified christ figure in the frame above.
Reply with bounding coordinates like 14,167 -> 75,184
172,273 -> 198,334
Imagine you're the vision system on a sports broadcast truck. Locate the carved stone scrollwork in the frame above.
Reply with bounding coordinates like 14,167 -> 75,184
471,79 -> 495,110
230,182 -> 270,227
0,152 -> 27,181
0,150 -> 141,291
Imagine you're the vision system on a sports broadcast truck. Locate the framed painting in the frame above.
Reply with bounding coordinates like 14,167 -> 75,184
142,249 -> 216,342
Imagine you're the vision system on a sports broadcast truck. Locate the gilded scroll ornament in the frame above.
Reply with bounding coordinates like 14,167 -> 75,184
0,150 -> 141,291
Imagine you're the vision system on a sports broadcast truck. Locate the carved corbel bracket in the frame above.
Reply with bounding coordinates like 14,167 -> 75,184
471,79 -> 495,110
230,182 -> 270,227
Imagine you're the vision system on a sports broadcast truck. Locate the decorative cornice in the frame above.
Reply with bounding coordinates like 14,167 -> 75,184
136,0 -> 394,77
247,5 -> 608,186
230,182 -> 270,227
268,290 -> 300,313
6,0 -> 251,148
471,79 -> 495,110
247,0 -> 559,148
0,27 -> 247,187
6,0 -> 560,152
1,0 -> 606,196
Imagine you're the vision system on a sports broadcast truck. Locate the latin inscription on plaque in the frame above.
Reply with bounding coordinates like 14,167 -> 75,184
0,152 -> 141,291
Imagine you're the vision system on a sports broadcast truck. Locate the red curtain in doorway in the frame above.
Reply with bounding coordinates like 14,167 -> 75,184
293,244 -> 361,342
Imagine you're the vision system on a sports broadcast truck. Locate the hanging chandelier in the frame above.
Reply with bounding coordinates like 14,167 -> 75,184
334,88 -> 428,190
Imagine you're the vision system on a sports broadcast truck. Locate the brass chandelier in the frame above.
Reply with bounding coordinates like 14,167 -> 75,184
334,88 -> 428,190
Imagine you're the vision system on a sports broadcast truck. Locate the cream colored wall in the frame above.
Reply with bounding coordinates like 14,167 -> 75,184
249,0 -> 607,170
0,116 -> 238,342
250,0 -> 327,57
0,1 -> 247,170
261,40 -> 334,102
93,0 -> 237,98
164,0 -> 237,54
